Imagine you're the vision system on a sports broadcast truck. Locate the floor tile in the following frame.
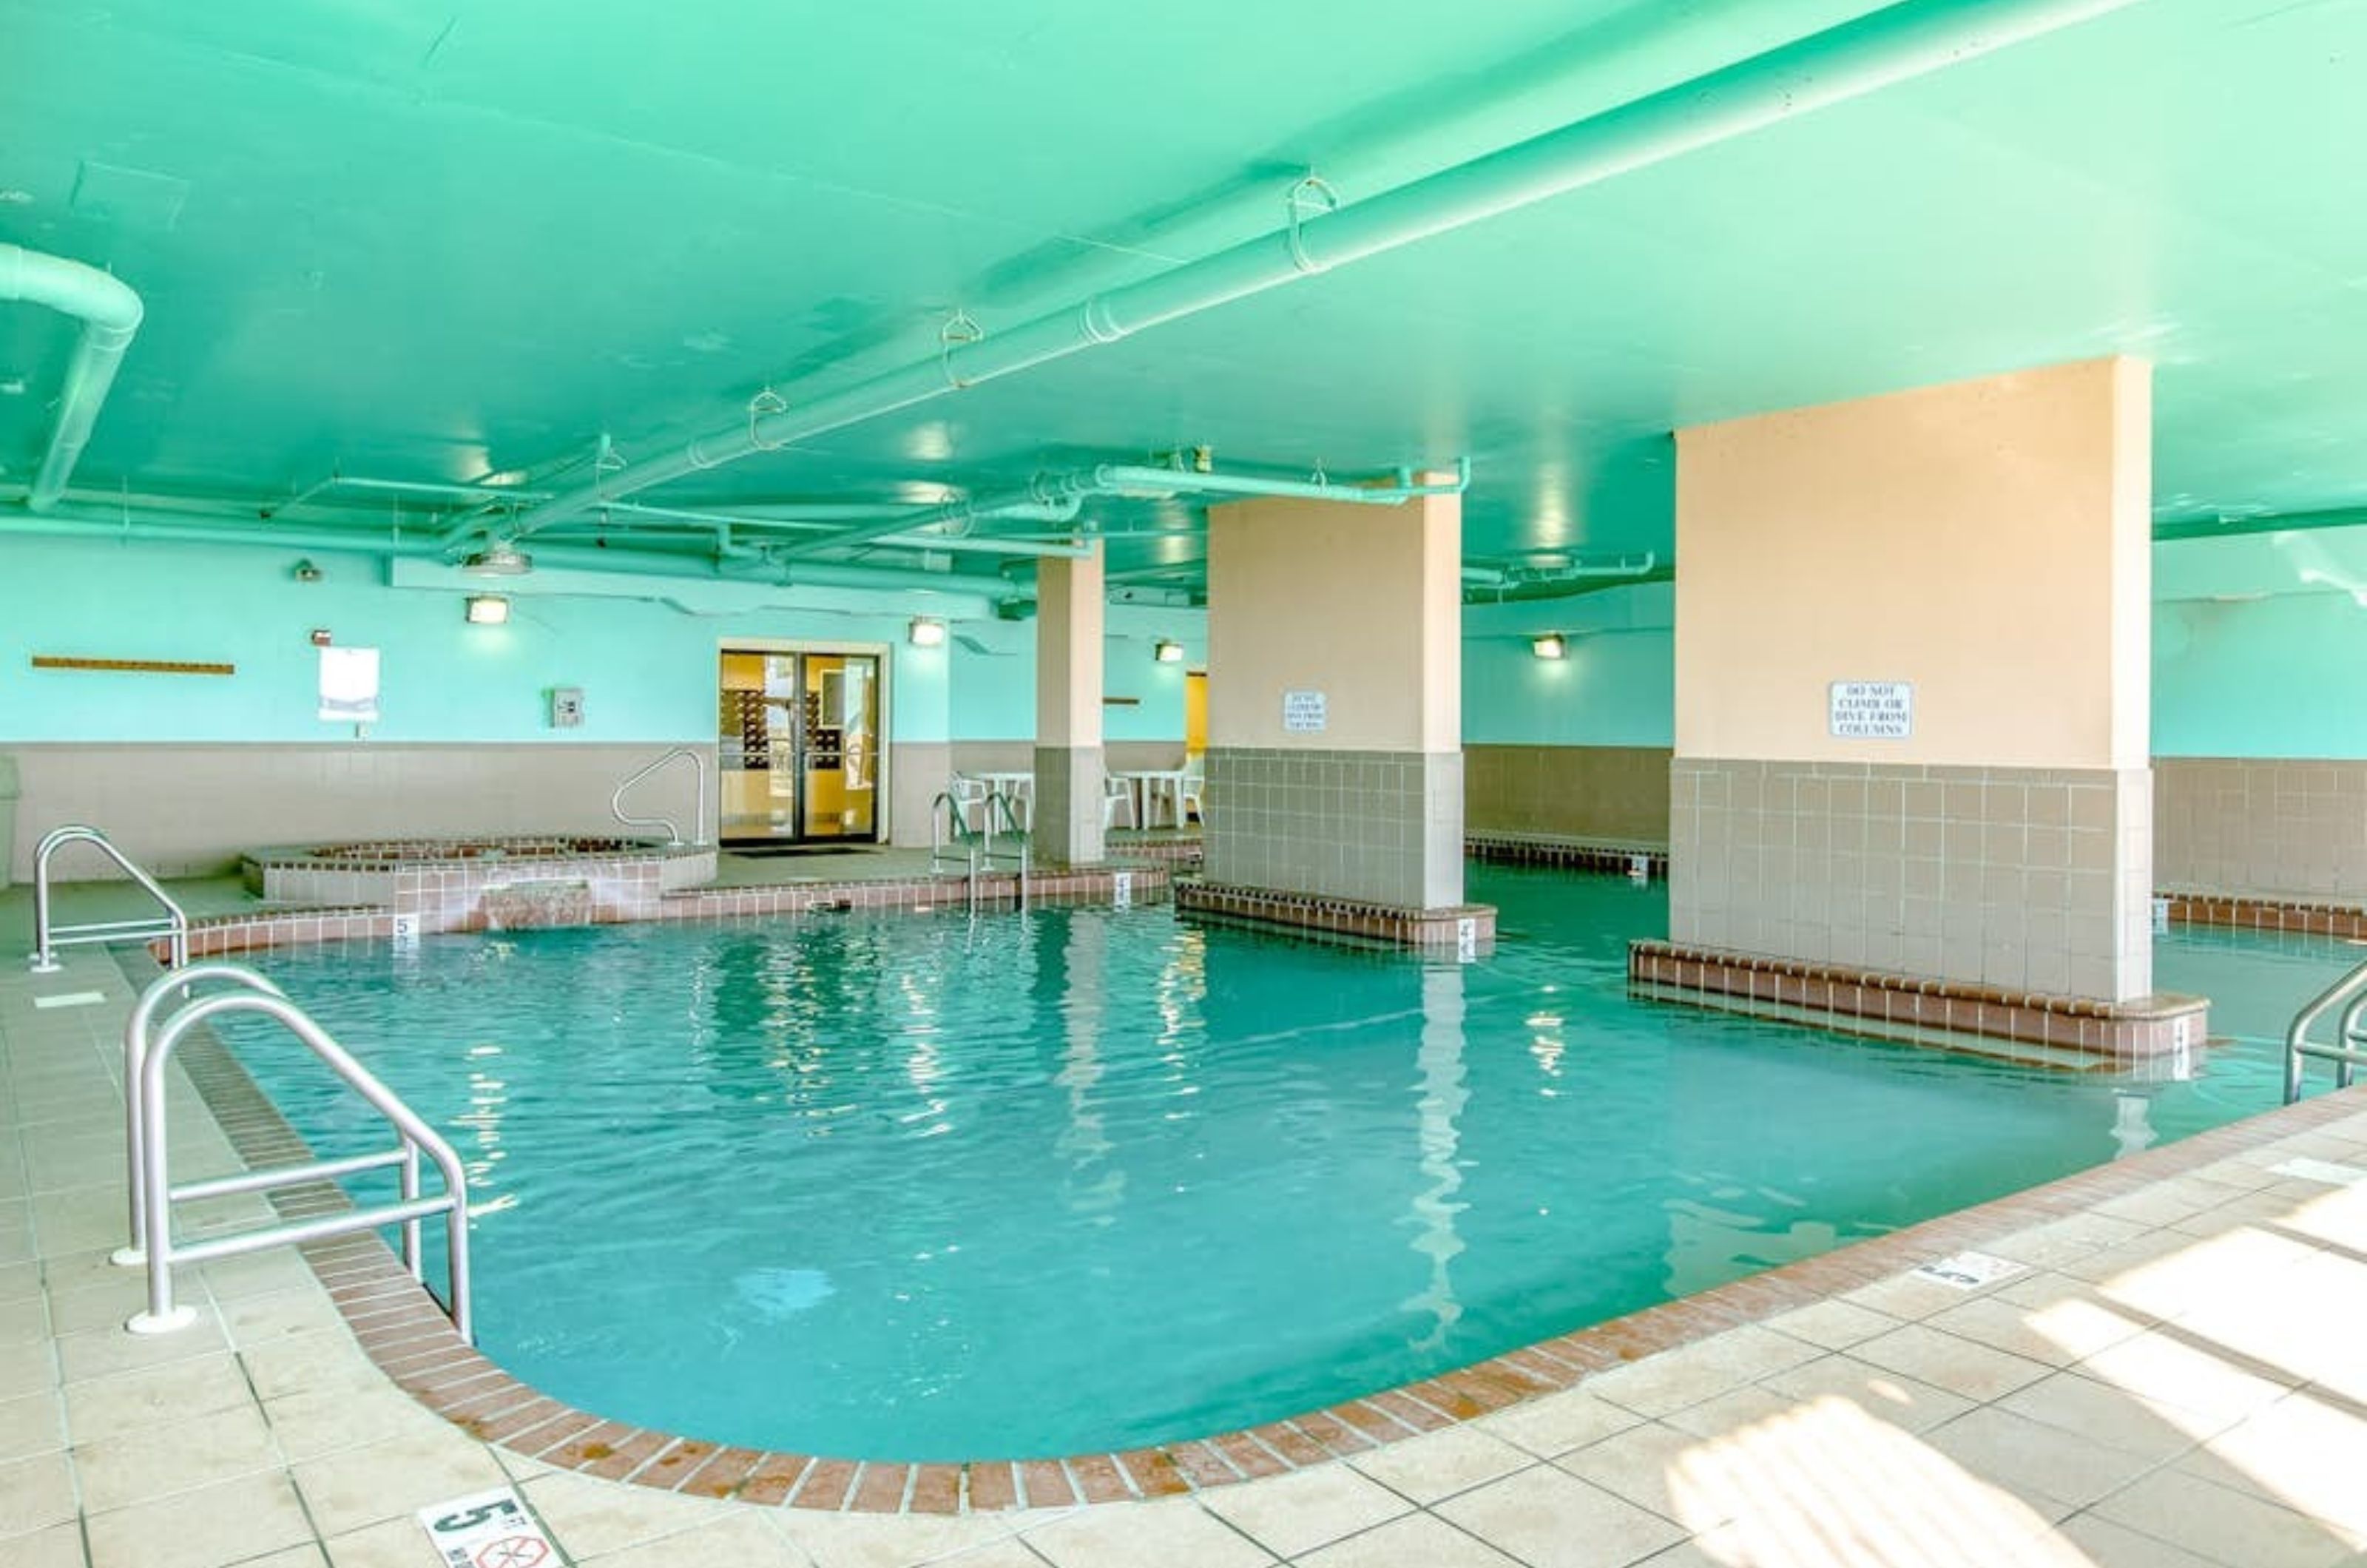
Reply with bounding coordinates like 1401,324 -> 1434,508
2055,1510 -> 2237,1568
72,1399 -> 280,1512
0,1450 -> 76,1540
1201,1461 -> 1411,1558
0,1390 -> 64,1464
1922,1405 -> 2161,1517
1760,1297 -> 1900,1352
1345,1424 -> 1529,1504
1434,1464 -> 1685,1568
1754,1352 -> 1974,1433
291,1426 -> 512,1538
521,1468 -> 743,1561
1289,1513 -> 1519,1568
0,1521 -> 84,1568
1997,1370 -> 2221,1463
1024,1498 -> 1275,1568
83,1469 -> 317,1568
1553,1422 -> 1711,1525
1475,1390 -> 1641,1459
579,1510 -> 809,1567
62,1354 -> 254,1445
2088,1468 -> 2361,1568
1848,1322 -> 2054,1402
1583,1327 -> 1819,1419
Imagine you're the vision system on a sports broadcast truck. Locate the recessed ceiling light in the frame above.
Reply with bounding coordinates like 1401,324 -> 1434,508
0,377 -> 24,396
0,189 -> 31,206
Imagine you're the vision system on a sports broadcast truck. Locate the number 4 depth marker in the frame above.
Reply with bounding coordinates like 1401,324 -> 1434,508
417,1487 -> 564,1568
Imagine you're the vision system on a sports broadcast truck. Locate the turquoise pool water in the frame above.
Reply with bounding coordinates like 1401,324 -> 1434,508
223,866 -> 2344,1461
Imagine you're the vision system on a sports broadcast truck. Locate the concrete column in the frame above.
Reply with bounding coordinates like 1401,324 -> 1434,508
1672,357 -> 2155,1002
1033,542 -> 1105,865
1203,479 -> 1465,910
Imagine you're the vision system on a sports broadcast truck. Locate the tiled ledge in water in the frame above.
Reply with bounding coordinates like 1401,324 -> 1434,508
1630,940 -> 2209,1065
163,864 -> 1176,959
155,941 -> 2367,1519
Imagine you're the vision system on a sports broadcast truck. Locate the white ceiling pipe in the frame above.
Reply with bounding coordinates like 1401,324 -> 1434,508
1,244 -> 145,512
506,0 -> 2144,536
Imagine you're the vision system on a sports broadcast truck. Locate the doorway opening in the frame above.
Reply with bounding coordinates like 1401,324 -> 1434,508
718,647 -> 883,846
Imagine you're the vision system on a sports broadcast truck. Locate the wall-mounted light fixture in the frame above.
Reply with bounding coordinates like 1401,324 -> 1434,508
908,617 -> 947,647
1531,633 -> 1567,660
291,558 -> 323,584
465,595 -> 510,626
1154,638 -> 1185,664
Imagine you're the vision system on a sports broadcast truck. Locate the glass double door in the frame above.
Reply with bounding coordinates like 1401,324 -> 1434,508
718,649 -> 880,845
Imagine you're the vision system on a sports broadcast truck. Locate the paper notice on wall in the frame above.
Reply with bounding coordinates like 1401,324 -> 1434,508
1829,680 -> 1911,739
320,646 -> 381,723
1282,689 -> 1327,733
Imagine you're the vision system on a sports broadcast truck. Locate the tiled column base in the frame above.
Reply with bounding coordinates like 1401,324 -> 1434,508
2155,757 -> 2367,904
2162,892 -> 2367,940
1630,939 -> 2207,1065
1033,744 -> 1107,865
1178,880 -> 1495,958
1673,759 -> 2155,1002
1204,747 -> 1463,908
1465,832 -> 1668,878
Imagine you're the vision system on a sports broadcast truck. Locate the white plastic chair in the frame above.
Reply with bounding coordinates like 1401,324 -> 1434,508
1177,754 -> 1206,825
948,773 -> 990,833
1101,772 -> 1137,830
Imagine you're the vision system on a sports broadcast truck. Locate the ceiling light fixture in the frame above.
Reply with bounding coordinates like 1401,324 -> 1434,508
465,595 -> 510,626
459,542 -> 533,577
908,618 -> 948,648
1531,633 -> 1567,660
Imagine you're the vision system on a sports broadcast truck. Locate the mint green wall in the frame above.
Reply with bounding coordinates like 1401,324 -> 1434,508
947,609 -> 1203,743
0,536 -> 963,744
0,535 -> 1206,748
2154,527 -> 2367,759
1461,586 -> 1675,747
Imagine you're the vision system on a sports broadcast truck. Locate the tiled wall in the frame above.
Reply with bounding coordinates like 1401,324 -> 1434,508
1465,746 -> 1671,843
1669,759 -> 2153,1002
2155,757 -> 2367,904
1203,748 -> 1462,910
4,741 -> 950,879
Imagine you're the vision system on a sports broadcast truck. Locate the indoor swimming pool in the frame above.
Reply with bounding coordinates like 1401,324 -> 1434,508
216,865 -> 2346,1462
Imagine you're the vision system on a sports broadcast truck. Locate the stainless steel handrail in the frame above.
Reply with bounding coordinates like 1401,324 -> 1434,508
981,788 -> 1030,915
112,963 -> 287,1267
610,746 -> 709,847
2283,953 -> 2367,1103
928,787 -> 1027,915
126,971 -> 473,1342
29,824 -> 189,973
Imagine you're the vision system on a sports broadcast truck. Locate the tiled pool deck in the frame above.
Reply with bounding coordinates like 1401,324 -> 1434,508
10,871 -> 2367,1565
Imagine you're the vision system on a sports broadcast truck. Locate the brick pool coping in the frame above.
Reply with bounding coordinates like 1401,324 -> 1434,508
142,933 -> 2366,1514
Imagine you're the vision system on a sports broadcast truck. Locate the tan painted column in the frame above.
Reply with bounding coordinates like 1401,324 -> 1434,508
1033,542 -> 1105,865
1672,356 -> 2155,1001
1203,480 -> 1464,910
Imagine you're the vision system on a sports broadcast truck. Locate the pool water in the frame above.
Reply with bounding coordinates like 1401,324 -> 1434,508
223,865 -> 2345,1461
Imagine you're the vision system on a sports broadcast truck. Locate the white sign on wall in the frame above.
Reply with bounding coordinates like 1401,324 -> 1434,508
1282,689 -> 1328,733
1829,680 -> 1912,740
319,646 -> 382,723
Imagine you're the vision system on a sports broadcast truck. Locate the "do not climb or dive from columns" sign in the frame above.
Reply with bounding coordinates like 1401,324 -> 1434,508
1829,680 -> 1913,740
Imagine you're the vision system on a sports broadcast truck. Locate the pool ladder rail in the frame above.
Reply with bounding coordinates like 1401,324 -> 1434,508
113,963 -> 474,1343
2283,950 -> 2367,1104
27,823 -> 189,973
930,784 -> 1030,914
611,745 -> 710,847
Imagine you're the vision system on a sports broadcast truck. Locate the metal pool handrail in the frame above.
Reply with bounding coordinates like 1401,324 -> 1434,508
126,972 -> 473,1343
611,746 -> 709,847
113,963 -> 287,1268
2283,952 -> 2367,1103
928,787 -> 1029,915
29,823 -> 189,973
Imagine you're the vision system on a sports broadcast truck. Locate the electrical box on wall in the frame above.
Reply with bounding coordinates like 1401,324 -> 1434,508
549,687 -> 584,729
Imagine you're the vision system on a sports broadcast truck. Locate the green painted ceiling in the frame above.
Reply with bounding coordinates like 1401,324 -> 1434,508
3,0 -> 2362,582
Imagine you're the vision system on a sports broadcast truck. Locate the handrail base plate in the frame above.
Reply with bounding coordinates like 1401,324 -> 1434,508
125,1305 -> 197,1336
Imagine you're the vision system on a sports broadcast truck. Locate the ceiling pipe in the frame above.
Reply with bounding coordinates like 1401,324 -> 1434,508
769,459 -> 1462,562
505,0 -> 2142,535
1,243 -> 145,512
